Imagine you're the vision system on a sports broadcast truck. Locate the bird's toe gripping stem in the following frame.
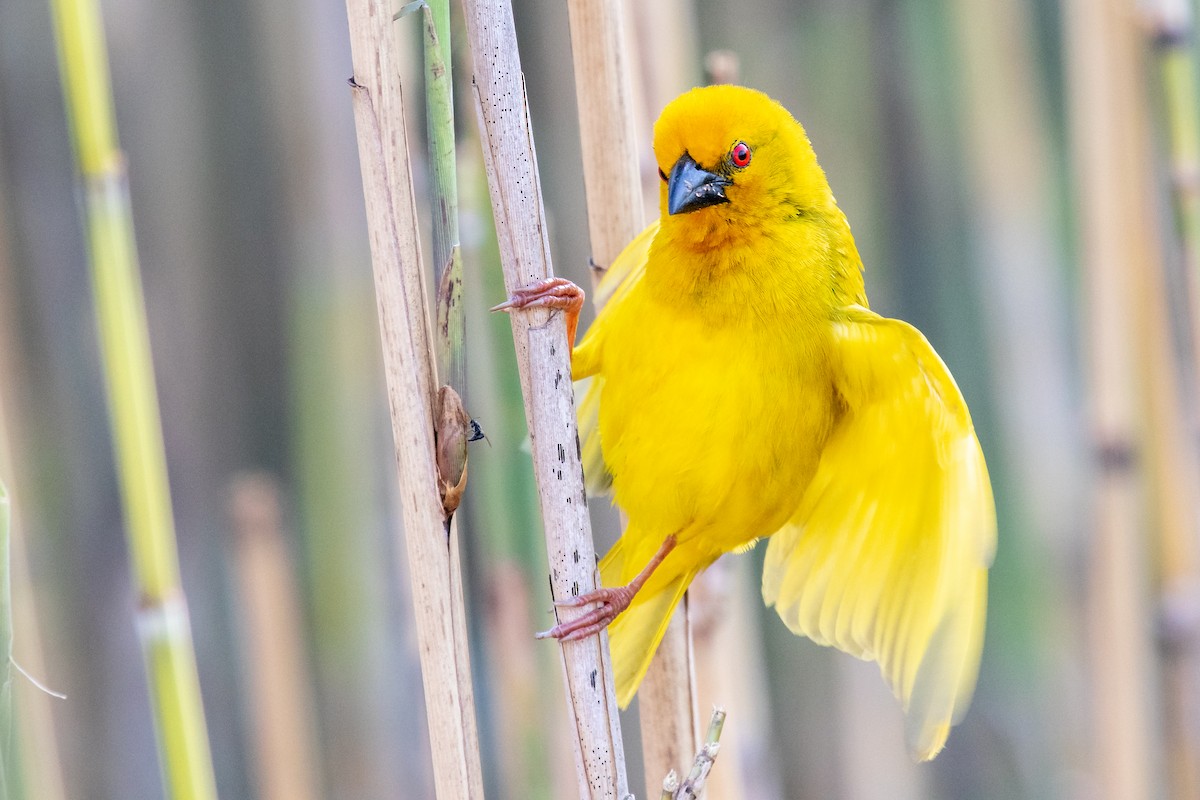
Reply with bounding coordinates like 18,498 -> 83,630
491,277 -> 585,346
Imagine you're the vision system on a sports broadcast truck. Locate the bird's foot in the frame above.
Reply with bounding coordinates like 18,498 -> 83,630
491,277 -> 584,314
491,278 -> 585,344
535,584 -> 637,642
535,534 -> 677,642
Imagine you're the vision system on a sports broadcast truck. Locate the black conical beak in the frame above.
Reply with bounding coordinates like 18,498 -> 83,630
667,154 -> 730,215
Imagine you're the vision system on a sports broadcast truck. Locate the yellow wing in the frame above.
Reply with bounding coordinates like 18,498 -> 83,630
762,305 -> 996,761
592,219 -> 658,311
576,220 -> 658,495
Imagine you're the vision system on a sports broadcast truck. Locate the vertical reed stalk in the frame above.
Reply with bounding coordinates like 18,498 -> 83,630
461,1 -> 630,795
1064,1 -> 1160,798
1148,1 -> 1200,353
343,1 -> 484,796
229,474 -> 321,800
564,1 -> 697,794
0,482 -> 10,800
1,513 -> 67,800
638,612 -> 697,795
626,0 -> 700,211
0,185 -> 20,800
1136,244 -> 1200,800
1144,4 -> 1200,797
661,707 -> 726,799
0,184 -> 65,799
0,166 -> 15,800
48,1 -> 218,797
565,0 -> 646,282
461,143 -> 573,797
690,557 -> 782,800
243,0 -> 407,787
947,0 -> 1086,793
9,535 -> 64,800
424,0 -> 465,395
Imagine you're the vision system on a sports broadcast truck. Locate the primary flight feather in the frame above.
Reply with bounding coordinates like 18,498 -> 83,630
497,85 -> 996,761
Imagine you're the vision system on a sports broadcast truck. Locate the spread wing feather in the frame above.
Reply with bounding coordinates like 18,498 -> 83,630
577,221 -> 658,495
762,305 -> 995,760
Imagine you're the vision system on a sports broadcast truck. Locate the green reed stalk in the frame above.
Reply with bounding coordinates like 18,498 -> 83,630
48,1 -> 218,797
1146,5 -> 1200,798
1152,5 -> 1200,286
423,0 -> 466,395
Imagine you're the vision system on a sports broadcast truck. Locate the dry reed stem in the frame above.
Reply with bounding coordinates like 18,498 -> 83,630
566,0 -> 646,276
343,2 -> 484,796
660,707 -> 726,800
627,0 -> 700,210
1132,15 -> 1200,796
564,1 -> 700,794
690,557 -> 786,800
1146,0 -> 1200,421
1064,1 -> 1161,798
1136,244 -> 1200,800
638,613 -> 699,797
482,561 -> 543,791
229,474 -> 321,800
1142,6 -> 1200,796
460,1 -> 630,796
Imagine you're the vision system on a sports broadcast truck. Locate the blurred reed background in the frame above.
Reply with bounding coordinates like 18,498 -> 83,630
0,0 -> 1196,797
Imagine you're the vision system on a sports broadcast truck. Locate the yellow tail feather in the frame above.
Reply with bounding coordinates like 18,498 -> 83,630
599,534 -> 700,708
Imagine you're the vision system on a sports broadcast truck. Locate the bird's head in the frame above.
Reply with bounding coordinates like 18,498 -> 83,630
652,85 -> 834,249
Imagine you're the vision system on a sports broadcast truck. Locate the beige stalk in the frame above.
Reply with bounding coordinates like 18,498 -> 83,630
343,1 -> 484,796
461,0 -> 631,796
565,3 -> 701,794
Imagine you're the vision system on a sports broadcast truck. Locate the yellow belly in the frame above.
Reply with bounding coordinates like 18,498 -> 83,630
598,291 -> 835,555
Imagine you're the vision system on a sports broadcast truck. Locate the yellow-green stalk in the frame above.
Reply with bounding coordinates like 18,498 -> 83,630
47,1 -> 218,798
1146,5 -> 1200,799
1151,2 -> 1200,284
423,0 -> 466,395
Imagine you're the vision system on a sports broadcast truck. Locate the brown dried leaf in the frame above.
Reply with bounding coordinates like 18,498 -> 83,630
435,385 -> 471,516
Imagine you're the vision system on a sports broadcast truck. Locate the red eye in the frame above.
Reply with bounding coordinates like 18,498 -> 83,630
730,141 -> 751,168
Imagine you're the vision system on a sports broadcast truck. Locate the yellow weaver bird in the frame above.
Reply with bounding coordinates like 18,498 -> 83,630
495,85 -> 996,760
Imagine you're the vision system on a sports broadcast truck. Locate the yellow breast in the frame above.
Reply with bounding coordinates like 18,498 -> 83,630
596,281 -> 836,553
